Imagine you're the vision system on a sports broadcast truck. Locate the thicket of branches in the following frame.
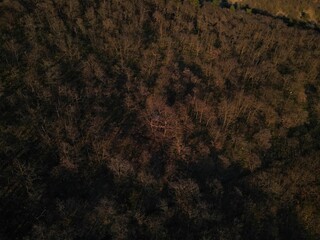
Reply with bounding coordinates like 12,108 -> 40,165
1,0 -> 320,239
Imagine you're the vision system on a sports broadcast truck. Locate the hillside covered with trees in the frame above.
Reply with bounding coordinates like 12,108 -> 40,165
1,0 -> 320,239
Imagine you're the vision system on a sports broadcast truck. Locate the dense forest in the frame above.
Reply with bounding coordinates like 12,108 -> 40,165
1,0 -> 320,239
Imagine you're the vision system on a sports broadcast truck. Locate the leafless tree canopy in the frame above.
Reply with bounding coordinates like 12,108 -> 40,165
1,0 -> 320,239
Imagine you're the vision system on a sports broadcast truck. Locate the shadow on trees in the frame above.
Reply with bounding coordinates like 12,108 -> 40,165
219,0 -> 320,32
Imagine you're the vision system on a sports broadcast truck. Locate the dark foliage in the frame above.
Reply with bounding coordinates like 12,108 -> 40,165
1,0 -> 320,239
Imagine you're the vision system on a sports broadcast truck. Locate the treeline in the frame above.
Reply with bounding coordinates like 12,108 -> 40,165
228,0 -> 320,24
1,0 -> 320,239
